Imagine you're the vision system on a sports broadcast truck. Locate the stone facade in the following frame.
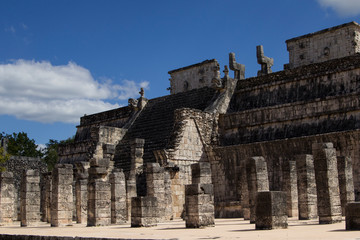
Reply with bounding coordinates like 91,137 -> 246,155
286,21 -> 360,69
168,59 -> 220,94
24,21 -> 359,228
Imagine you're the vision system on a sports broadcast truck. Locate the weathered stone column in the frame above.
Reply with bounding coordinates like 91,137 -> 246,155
282,160 -> 298,218
20,169 -> 40,227
146,163 -> 165,221
185,162 -> 214,228
255,191 -> 288,230
75,162 -> 89,224
312,143 -> 342,224
109,168 -> 127,224
337,156 -> 355,215
164,171 -> 173,220
0,172 -> 15,225
246,156 -> 269,223
131,138 -> 145,173
239,163 -> 250,220
41,172 -> 52,223
87,158 -> 111,227
346,202 -> 360,230
127,138 -> 145,220
131,196 -> 158,227
51,164 -> 73,227
296,154 -> 318,220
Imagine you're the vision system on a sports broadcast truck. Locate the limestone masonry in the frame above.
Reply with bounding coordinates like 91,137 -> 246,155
2,21 -> 360,231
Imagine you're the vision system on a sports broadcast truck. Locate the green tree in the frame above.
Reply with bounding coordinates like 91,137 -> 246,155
1,132 -> 43,158
43,136 -> 74,171
0,147 -> 11,171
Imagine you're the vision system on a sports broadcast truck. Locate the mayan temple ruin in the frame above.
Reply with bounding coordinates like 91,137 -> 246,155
1,21 -> 360,237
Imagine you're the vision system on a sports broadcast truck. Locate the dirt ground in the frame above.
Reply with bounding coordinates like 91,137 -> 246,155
0,217 -> 359,240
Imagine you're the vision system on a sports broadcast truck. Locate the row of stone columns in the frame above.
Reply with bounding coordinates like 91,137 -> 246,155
240,142 -> 356,229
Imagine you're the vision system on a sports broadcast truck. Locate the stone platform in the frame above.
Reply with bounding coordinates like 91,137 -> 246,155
0,217 -> 358,240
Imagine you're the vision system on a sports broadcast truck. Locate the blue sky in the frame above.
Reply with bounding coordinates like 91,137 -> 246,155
1,0 -> 360,147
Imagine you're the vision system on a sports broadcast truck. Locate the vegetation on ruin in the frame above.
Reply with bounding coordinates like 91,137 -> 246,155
0,147 -> 11,171
43,137 -> 74,171
0,132 -> 74,171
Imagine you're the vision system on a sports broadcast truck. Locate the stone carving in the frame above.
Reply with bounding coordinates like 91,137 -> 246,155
256,45 -> 274,76
229,52 -> 245,80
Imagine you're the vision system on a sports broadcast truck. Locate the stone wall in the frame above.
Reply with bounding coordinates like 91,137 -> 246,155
229,56 -> 360,112
211,130 -> 360,215
168,59 -> 220,94
286,22 -> 360,69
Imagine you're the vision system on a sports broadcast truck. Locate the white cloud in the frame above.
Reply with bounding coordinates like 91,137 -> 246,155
317,0 -> 360,17
0,60 -> 149,124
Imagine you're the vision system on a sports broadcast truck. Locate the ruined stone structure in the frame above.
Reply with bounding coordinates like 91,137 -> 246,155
0,21 -> 357,229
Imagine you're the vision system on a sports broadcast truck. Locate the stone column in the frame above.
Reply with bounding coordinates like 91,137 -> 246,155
185,162 -> 214,228
296,154 -> 318,220
246,156 -> 269,223
282,160 -> 298,218
346,202 -> 360,230
87,158 -> 111,227
312,143 -> 342,224
75,162 -> 89,224
146,163 -> 165,221
20,169 -> 40,227
255,191 -> 288,230
0,172 -> 15,225
131,196 -> 158,227
109,169 -> 127,224
239,163 -> 250,220
41,172 -> 52,223
337,156 -> 355,215
51,164 -> 73,227
164,171 -> 173,220
131,138 -> 145,173
127,138 -> 145,220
